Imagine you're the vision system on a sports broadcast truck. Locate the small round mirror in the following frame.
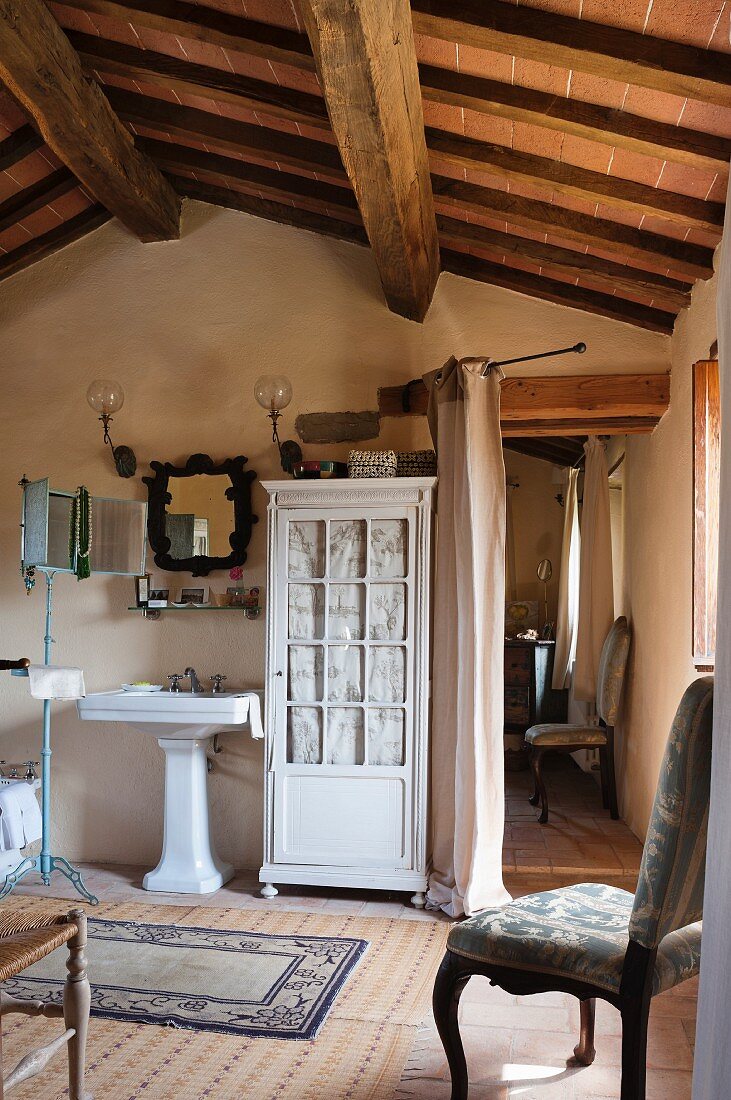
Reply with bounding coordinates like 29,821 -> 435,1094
536,558 -> 553,583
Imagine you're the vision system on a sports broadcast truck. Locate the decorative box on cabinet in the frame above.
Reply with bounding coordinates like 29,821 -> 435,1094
259,478 -> 436,907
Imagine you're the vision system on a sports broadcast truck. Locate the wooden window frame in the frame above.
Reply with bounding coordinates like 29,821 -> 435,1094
693,358 -> 720,670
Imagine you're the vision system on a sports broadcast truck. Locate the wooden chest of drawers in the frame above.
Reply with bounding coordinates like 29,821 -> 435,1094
504,640 -> 565,734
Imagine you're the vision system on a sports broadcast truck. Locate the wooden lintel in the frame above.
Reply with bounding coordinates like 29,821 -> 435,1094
378,373 -> 670,434
0,0 -> 179,241
299,0 -> 439,321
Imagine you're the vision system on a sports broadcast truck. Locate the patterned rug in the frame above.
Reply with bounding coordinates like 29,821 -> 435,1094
2,896 -> 448,1100
6,916 -> 368,1040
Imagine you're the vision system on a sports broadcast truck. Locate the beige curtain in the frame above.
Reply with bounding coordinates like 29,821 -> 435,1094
692,176 -> 731,1100
424,357 -> 511,918
574,437 -> 614,702
505,481 -> 518,602
552,467 -> 580,689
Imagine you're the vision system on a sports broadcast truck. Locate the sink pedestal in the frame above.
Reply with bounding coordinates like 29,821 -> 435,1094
143,735 -> 233,894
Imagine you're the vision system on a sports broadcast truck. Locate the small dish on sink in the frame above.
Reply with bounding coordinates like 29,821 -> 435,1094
121,683 -> 164,693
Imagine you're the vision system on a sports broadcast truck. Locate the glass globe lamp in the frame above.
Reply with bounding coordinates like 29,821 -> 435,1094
253,375 -> 301,474
85,378 -> 136,478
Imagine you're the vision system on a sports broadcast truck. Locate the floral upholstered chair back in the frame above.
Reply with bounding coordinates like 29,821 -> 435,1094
629,677 -> 714,950
596,616 -> 631,726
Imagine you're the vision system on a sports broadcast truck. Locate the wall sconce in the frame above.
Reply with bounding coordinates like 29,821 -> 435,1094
86,379 -> 137,478
254,374 -> 302,474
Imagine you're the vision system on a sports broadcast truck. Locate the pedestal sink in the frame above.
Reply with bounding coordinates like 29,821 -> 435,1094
78,690 -> 263,894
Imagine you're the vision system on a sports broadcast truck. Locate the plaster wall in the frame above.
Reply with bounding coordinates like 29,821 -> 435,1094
0,199 -> 669,869
503,451 -> 564,625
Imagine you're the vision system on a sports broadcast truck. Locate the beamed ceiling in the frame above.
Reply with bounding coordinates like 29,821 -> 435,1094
0,0 -> 728,334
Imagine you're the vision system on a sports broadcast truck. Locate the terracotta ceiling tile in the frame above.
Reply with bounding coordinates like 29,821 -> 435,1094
518,0 -> 582,18
621,86 -> 686,126
594,202 -> 644,227
48,3 -> 99,35
222,50 -> 283,83
679,100 -> 731,139
423,102 -> 465,133
513,57 -> 571,96
555,192 -> 601,216
0,175 -> 20,204
243,0 -> 301,31
705,176 -> 729,203
86,11 -> 141,45
461,167 -> 509,191
265,62 -> 321,95
99,72 -> 151,96
658,162 -> 720,199
0,223 -> 33,252
432,159 -> 467,181
623,254 -> 676,278
683,226 -> 724,247
609,148 -> 665,187
48,189 -> 92,220
644,1 -> 727,48
4,155 -> 56,190
506,177 -> 557,203
559,135 -> 613,173
17,205 -> 66,238
512,121 -> 564,160
567,72 -> 628,111
148,32 -> 223,65
638,214 -> 695,238
254,114 -> 301,135
578,0 -> 651,34
414,34 -> 457,69
452,45 -> 513,82
175,91 -> 227,115
461,110 -> 513,145
707,9 -> 731,50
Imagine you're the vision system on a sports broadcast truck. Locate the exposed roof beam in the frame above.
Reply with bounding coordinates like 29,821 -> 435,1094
0,123 -> 45,172
441,249 -> 676,333
436,215 -> 691,312
69,31 -> 329,130
174,176 -> 368,247
502,416 -> 662,436
138,137 -> 359,216
0,205 -> 111,282
379,373 -> 670,424
419,64 -> 731,174
299,0 -> 439,322
0,0 -> 179,241
52,0 -> 316,72
427,128 -> 725,233
410,0 -> 731,108
105,87 -> 345,178
433,176 -> 715,282
0,168 -> 78,234
503,437 -> 586,463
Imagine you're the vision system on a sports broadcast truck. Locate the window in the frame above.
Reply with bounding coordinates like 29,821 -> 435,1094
693,359 -> 720,669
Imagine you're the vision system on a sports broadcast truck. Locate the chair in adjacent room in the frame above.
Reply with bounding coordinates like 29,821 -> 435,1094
525,615 -> 631,823
0,907 -> 91,1098
433,676 -> 711,1100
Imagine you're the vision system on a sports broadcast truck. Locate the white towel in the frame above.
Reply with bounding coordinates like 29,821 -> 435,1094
28,665 -> 86,700
0,782 -> 42,850
244,691 -> 264,740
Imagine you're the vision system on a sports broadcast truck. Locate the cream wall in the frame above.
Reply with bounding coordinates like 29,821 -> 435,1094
617,273 -> 717,839
0,199 -> 670,870
503,451 -> 564,624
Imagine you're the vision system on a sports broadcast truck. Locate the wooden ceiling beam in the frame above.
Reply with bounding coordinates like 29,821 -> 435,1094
427,128 -> 725,233
106,87 -> 346,179
0,204 -> 111,282
503,437 -> 585,464
0,0 -> 179,241
173,176 -> 369,246
419,65 -> 731,174
442,249 -> 676,333
379,373 -> 669,430
69,31 -> 330,130
0,167 -> 78,234
433,176 -> 715,282
299,0 -> 439,322
436,214 -> 691,312
0,123 -> 45,172
138,137 -> 359,217
52,0 -> 316,72
503,416 -> 662,436
410,0 -> 731,108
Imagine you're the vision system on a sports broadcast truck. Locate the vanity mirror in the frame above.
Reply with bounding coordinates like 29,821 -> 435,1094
143,453 -> 257,576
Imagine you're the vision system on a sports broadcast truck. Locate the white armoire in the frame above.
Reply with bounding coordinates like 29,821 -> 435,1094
259,478 -> 436,906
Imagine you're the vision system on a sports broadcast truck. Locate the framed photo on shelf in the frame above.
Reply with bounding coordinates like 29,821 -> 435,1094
176,584 -> 210,606
135,574 -> 150,607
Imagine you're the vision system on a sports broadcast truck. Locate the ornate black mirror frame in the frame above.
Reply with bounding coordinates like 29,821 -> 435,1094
143,453 -> 258,577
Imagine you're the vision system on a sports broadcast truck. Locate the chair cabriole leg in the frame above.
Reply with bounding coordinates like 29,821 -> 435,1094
433,952 -> 469,1100
529,748 -> 550,824
573,997 -> 596,1065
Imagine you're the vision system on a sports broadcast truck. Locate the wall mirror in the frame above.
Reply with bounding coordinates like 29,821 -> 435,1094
22,478 -> 147,575
143,454 -> 258,576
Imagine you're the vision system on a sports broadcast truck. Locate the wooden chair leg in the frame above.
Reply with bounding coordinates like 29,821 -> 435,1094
63,910 -> 91,1100
433,952 -> 469,1100
573,998 -> 596,1065
598,745 -> 611,809
529,748 -> 550,824
528,748 -> 540,807
606,727 -> 619,820
620,992 -> 652,1100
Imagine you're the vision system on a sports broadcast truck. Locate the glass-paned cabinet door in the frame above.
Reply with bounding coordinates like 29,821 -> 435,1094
281,510 -> 414,771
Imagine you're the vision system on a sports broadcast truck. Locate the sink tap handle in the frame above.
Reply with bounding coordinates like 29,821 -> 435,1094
210,674 -> 227,694
167,674 -> 183,693
23,761 -> 39,780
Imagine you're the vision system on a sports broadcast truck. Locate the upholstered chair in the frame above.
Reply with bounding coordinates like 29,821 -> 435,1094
525,615 -> 631,823
433,676 -> 711,1100
0,907 -> 91,1098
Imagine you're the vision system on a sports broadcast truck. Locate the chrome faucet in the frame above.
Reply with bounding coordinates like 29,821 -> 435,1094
184,667 -> 204,694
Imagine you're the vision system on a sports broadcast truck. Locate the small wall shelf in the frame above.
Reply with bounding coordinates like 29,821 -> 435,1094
128,605 -> 262,621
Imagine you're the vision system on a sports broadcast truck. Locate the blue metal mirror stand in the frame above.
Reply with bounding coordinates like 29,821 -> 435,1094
0,569 -> 98,906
